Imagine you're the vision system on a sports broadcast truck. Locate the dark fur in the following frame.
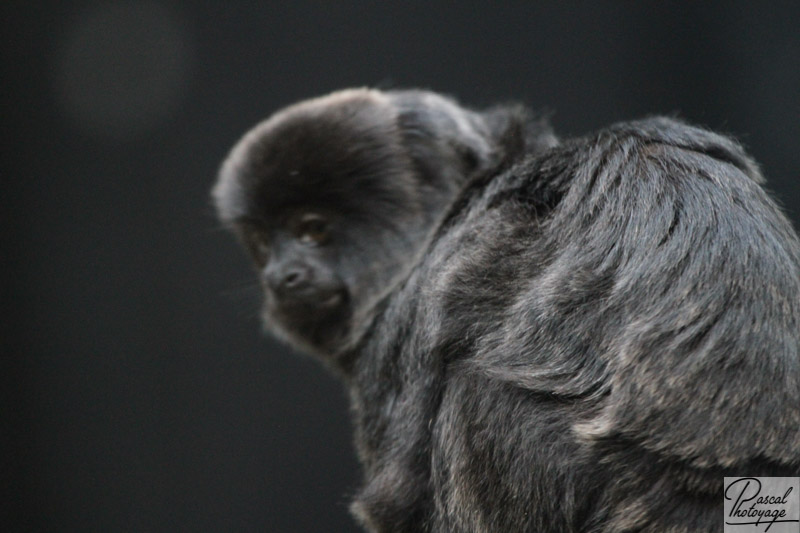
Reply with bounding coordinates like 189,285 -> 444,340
214,88 -> 800,532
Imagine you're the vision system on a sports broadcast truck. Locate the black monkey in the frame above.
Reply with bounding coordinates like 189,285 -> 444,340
213,88 -> 800,532
213,88 -> 555,359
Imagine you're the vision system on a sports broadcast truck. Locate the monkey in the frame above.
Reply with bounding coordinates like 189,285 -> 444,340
212,88 -> 800,532
212,88 -> 556,359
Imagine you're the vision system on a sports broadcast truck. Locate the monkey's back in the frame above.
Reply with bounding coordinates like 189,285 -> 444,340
351,118 -> 800,532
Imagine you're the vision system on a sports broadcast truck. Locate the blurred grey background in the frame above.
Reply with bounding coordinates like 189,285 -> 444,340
3,2 -> 799,531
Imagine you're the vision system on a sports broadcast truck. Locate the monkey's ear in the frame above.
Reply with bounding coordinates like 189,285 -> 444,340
389,90 -> 496,186
470,118 -> 800,468
387,90 -> 556,203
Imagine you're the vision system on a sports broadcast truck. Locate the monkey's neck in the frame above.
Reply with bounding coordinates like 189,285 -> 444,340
344,272 -> 443,531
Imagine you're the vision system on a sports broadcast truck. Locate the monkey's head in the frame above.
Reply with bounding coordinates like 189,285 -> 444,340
213,88 -> 543,358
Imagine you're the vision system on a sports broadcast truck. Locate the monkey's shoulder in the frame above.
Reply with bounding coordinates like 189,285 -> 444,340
422,116 -> 800,464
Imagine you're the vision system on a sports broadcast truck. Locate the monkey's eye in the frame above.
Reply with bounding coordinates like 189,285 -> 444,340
252,240 -> 270,265
241,227 -> 270,266
295,213 -> 330,245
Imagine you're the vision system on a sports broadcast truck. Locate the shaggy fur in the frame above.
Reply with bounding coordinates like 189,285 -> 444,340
213,88 -> 800,532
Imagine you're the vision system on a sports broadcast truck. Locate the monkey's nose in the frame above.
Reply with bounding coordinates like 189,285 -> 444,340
266,263 -> 312,295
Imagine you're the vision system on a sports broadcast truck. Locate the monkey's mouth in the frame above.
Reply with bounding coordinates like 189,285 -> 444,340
264,289 -> 352,356
318,291 -> 345,309
265,288 -> 351,342
271,285 -> 348,313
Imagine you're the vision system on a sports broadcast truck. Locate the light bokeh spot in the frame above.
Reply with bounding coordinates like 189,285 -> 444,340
54,2 -> 193,140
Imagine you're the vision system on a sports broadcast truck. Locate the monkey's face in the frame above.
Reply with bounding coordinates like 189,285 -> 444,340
234,209 -> 354,353
214,90 -> 429,356
227,196 -> 422,356
214,88 -> 500,357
